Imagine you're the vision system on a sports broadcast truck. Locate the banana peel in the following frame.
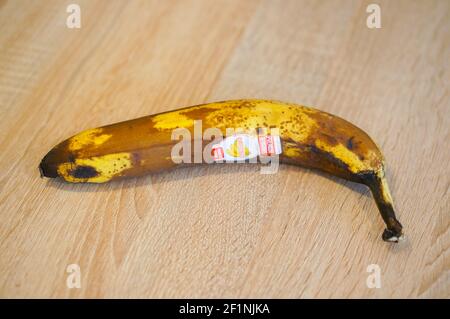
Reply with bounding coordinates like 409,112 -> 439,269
39,99 -> 404,242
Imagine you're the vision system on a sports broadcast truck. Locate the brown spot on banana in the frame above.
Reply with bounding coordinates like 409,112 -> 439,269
39,99 -> 403,242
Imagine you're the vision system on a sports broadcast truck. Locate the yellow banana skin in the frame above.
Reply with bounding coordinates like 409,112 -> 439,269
39,99 -> 403,242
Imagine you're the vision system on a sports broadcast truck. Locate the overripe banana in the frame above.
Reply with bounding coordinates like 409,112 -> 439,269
39,99 -> 403,242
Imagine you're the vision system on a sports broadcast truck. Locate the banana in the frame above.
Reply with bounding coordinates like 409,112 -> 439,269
39,99 -> 403,242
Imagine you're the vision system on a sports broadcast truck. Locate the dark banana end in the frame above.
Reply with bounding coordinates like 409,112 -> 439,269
39,157 -> 59,178
39,145 -> 68,178
382,223 -> 404,243
360,170 -> 405,243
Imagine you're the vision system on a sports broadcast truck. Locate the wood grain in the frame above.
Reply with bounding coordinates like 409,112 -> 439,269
0,0 -> 448,298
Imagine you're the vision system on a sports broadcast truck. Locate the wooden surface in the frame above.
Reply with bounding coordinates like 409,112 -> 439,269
0,0 -> 449,298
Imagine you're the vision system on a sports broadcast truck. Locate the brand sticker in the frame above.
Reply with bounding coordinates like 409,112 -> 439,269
212,133 -> 282,161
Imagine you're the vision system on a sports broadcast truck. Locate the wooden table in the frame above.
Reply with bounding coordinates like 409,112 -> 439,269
0,0 -> 448,298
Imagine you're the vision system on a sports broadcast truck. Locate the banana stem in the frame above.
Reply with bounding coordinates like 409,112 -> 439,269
363,170 -> 404,242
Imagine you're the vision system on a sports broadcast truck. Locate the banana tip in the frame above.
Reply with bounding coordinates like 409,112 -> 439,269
382,228 -> 405,243
39,155 -> 59,179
